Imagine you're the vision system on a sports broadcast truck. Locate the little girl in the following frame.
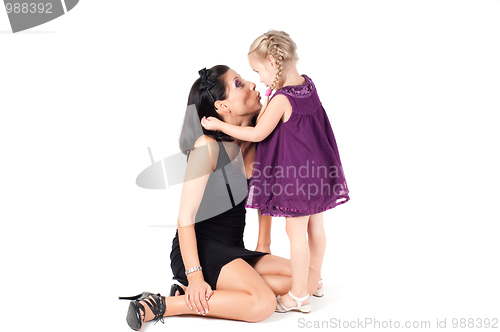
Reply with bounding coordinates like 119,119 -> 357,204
201,30 -> 349,313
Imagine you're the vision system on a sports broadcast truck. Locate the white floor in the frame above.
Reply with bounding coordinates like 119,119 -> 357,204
2,1 -> 499,331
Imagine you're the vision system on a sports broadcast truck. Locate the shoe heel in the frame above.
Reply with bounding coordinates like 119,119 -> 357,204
118,292 -> 148,301
118,295 -> 140,300
169,284 -> 185,297
300,303 -> 311,313
313,287 -> 324,297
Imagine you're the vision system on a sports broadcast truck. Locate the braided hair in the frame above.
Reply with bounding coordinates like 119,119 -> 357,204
248,30 -> 299,123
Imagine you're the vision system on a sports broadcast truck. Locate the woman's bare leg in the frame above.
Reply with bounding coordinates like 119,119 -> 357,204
255,210 -> 272,253
140,259 -> 276,323
250,254 -> 319,296
308,212 -> 326,287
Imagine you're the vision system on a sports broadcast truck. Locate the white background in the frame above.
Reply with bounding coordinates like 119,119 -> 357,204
1,1 -> 499,331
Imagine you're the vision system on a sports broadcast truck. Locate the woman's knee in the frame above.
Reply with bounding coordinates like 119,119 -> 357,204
218,259 -> 277,322
246,286 -> 276,322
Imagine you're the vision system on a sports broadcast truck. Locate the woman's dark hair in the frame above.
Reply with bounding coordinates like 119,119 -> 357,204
179,65 -> 233,155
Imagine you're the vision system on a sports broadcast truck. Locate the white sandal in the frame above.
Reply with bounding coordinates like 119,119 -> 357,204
276,291 -> 311,313
313,279 -> 324,297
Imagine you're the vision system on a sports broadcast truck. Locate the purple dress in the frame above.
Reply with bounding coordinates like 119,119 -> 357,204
245,75 -> 350,217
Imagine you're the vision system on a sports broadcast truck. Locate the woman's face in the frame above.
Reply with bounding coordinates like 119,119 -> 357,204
220,69 -> 261,117
248,55 -> 277,88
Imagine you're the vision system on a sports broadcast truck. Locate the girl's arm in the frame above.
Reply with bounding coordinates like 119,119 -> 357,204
201,94 -> 291,142
177,135 -> 218,315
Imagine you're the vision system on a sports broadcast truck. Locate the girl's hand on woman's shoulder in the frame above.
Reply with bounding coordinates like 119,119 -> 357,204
184,274 -> 213,315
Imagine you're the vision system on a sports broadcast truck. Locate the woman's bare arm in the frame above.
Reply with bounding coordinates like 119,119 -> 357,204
177,135 -> 218,314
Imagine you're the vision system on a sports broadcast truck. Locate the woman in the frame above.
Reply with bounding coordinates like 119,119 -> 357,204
119,65 -> 320,330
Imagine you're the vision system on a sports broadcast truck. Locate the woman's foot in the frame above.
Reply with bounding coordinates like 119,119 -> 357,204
138,295 -> 167,323
137,300 -> 150,322
119,292 -> 166,330
137,302 -> 147,323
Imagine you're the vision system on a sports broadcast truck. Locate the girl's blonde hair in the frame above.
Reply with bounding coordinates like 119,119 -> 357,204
248,30 -> 299,91
248,30 -> 299,122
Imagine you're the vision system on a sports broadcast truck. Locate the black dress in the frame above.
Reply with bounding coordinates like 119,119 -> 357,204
170,141 -> 268,290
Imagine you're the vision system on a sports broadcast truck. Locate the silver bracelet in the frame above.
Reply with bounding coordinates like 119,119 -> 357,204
185,266 -> 202,276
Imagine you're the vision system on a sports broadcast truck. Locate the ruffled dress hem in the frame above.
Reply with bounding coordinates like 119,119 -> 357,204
245,195 -> 350,217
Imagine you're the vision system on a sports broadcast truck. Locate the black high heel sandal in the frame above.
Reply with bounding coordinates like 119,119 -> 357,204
169,282 -> 185,297
118,292 -> 166,331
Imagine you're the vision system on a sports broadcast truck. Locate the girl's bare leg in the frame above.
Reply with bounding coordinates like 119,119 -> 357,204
278,215 -> 310,308
255,210 -> 272,253
308,212 -> 326,288
140,259 -> 276,323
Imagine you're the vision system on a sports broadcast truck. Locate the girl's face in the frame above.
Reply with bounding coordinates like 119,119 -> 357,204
248,55 -> 277,88
220,69 -> 261,117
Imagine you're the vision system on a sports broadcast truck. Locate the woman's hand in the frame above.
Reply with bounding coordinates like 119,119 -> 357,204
201,116 -> 222,131
184,273 -> 213,315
